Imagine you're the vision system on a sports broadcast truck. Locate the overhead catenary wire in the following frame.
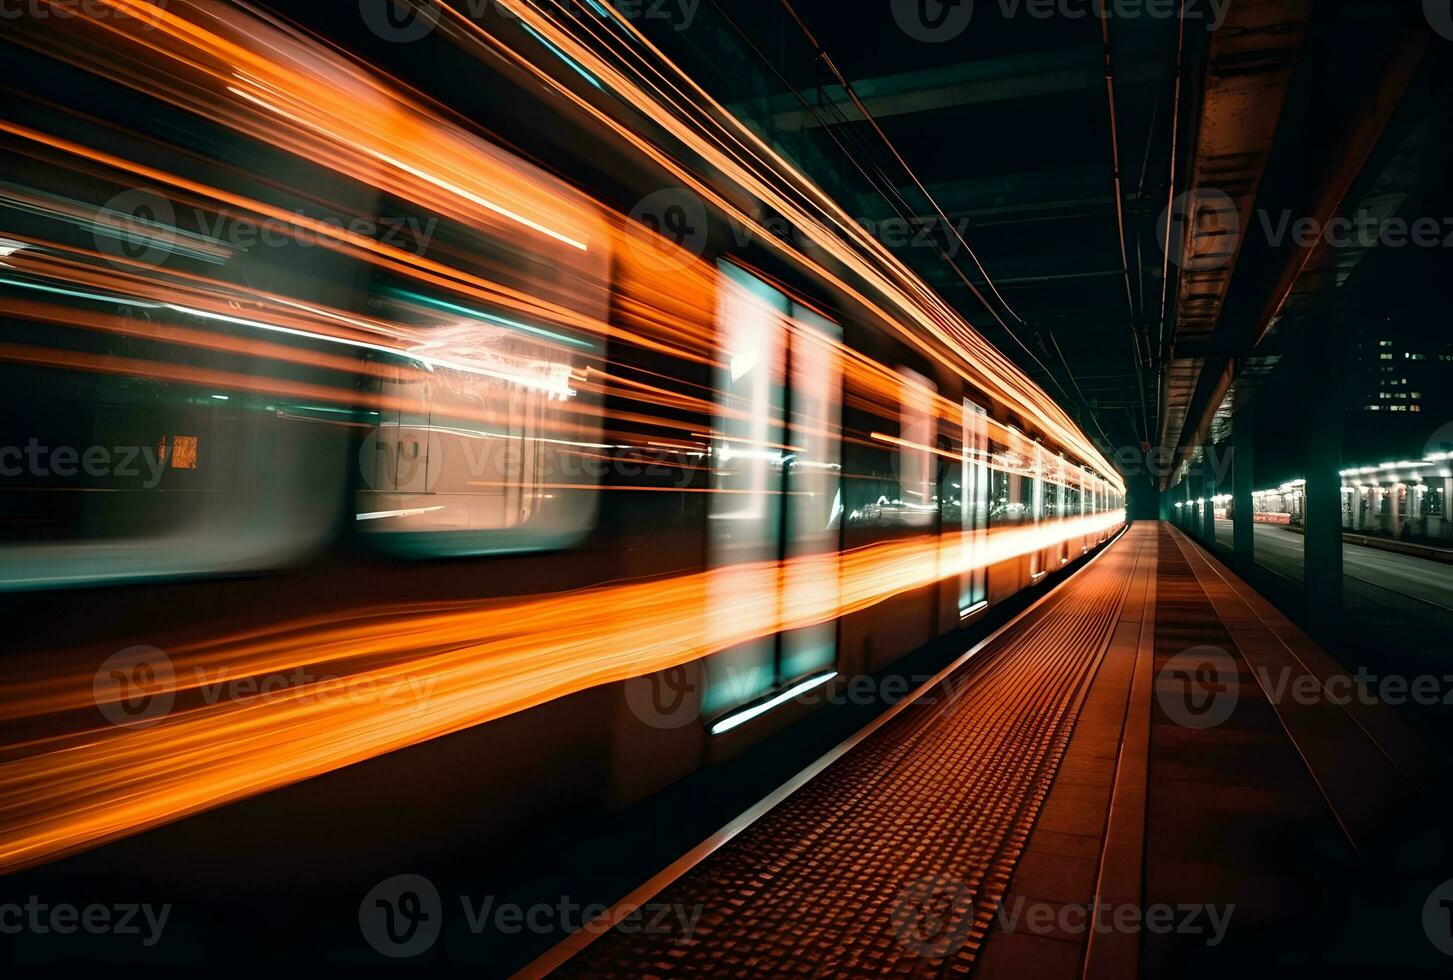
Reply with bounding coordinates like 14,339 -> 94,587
546,0 -> 1120,471
768,0 -> 1117,451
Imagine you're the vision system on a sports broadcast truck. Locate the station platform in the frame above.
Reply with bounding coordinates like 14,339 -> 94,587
523,523 -> 1451,978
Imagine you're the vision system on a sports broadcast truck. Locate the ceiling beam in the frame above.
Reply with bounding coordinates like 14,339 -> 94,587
729,46 -> 1163,131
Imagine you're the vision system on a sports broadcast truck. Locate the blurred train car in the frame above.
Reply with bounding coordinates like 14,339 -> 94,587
0,1 -> 1124,875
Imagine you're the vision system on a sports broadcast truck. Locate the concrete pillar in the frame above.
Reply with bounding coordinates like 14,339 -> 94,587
1443,477 -> 1453,540
1302,323 -> 1343,631
1201,459 -> 1216,543
1232,406 -> 1255,575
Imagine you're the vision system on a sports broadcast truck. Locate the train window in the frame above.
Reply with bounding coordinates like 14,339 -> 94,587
0,148 -> 363,588
989,445 -> 1014,527
960,400 -> 989,616
355,159 -> 611,557
0,31 -> 614,584
897,367 -> 937,529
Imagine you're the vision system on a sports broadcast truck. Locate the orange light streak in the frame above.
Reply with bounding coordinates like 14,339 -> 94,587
0,510 -> 1124,873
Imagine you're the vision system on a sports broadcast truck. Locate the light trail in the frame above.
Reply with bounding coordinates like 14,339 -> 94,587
0,510 -> 1123,874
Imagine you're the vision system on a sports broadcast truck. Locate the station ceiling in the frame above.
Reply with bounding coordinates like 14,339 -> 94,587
631,0 -> 1451,487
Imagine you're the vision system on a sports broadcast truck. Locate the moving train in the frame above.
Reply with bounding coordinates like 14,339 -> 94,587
0,1 -> 1124,874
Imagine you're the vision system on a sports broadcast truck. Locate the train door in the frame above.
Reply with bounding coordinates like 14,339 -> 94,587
960,400 -> 989,617
705,265 -> 788,716
897,368 -> 937,529
779,307 -> 843,681
1056,453 -> 1071,566
706,263 -> 843,720
1080,467 -> 1090,553
1029,441 -> 1046,582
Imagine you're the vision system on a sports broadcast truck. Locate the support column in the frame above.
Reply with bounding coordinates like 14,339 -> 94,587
1302,323 -> 1344,632
1443,477 -> 1453,540
1201,459 -> 1216,543
1233,405 -> 1255,575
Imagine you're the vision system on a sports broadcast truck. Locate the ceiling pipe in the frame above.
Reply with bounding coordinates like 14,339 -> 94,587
1156,0 -> 1188,446
1096,5 -> 1150,449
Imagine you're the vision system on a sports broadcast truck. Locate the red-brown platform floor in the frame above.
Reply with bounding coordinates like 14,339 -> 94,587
528,523 -> 1447,979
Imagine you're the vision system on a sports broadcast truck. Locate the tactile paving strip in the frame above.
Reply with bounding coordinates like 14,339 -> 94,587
554,530 -> 1147,978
